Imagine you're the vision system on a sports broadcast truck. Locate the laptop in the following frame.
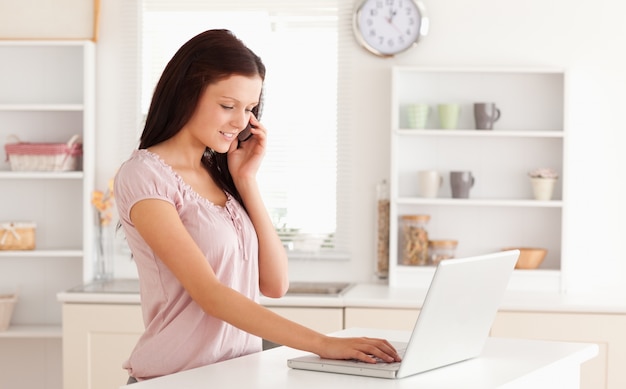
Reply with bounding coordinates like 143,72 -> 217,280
287,250 -> 519,379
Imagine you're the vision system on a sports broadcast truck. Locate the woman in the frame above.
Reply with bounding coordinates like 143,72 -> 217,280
114,29 -> 400,383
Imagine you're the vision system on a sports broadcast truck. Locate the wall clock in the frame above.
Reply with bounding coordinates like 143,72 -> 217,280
353,0 -> 429,57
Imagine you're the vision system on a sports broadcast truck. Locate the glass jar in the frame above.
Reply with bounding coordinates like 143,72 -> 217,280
375,180 -> 390,278
399,214 -> 430,266
428,240 -> 458,265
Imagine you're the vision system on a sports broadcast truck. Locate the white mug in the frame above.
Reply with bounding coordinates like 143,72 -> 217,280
417,170 -> 443,198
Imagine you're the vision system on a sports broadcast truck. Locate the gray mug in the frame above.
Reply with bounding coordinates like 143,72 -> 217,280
474,103 -> 501,130
450,171 -> 475,199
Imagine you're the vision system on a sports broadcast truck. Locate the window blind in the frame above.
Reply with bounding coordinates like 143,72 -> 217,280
141,0 -> 355,260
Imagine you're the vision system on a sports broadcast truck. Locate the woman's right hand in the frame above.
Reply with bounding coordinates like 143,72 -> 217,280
315,336 -> 402,364
227,113 -> 266,184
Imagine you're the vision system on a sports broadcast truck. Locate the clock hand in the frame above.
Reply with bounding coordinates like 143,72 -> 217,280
386,6 -> 403,33
388,0 -> 398,22
388,20 -> 403,34
383,2 -> 403,34
386,5 -> 399,24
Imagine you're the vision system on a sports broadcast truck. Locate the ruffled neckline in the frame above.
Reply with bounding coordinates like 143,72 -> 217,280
134,148 -> 232,210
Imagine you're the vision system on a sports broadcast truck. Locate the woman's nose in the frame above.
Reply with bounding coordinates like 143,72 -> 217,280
232,110 -> 249,130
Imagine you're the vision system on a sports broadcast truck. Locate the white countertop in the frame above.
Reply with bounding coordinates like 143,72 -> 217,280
117,328 -> 598,389
57,279 -> 626,314
58,278 -> 142,304
339,284 -> 626,314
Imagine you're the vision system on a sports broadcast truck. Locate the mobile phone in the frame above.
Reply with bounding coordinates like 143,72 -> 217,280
238,92 -> 264,142
238,123 -> 254,142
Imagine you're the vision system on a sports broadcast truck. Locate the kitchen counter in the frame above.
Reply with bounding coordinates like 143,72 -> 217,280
58,278 -> 626,314
339,284 -> 626,314
58,280 -> 625,389
117,328 -> 598,389
58,279 -> 141,304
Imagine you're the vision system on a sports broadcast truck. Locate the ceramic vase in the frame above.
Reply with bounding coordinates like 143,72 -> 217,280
530,178 -> 557,201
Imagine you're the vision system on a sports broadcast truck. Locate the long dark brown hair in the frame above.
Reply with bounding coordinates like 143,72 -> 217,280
139,29 -> 266,206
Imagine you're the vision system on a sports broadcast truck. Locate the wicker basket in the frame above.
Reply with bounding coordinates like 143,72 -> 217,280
0,294 -> 17,331
0,222 -> 36,250
4,135 -> 82,172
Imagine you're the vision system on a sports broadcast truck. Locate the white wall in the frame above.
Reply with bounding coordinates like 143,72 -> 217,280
96,0 -> 626,293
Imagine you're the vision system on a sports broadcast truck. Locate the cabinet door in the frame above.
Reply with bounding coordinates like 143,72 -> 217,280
344,307 -> 419,331
62,304 -> 143,389
267,307 -> 344,334
491,311 -> 626,389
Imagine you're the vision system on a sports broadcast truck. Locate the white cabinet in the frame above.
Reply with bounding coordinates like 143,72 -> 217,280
388,67 -> 566,291
62,303 -> 143,389
491,311 -> 626,389
266,307 -> 344,335
0,41 -> 95,389
60,303 -> 344,387
344,307 -> 419,331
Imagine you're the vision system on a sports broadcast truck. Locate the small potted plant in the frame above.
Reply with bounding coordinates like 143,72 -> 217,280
528,168 -> 559,201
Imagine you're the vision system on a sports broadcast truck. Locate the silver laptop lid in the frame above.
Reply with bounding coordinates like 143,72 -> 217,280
397,250 -> 518,377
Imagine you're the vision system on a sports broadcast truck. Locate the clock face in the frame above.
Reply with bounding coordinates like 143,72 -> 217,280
354,0 -> 428,57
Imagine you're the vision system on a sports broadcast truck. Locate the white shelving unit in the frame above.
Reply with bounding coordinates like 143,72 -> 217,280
388,67 -> 566,291
0,40 -> 95,389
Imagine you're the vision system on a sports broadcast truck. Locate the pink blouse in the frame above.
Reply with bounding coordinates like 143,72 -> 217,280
114,149 -> 261,380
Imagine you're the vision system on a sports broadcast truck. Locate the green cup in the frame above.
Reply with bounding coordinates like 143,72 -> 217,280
406,104 -> 430,129
438,103 -> 460,129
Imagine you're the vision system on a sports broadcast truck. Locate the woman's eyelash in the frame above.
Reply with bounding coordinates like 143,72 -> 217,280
220,105 -> 253,113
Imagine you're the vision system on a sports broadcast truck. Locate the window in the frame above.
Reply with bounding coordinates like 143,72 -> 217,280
141,1 -> 353,259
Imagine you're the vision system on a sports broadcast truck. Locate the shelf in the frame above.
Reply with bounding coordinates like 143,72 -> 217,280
396,197 -> 563,208
388,66 -> 566,289
0,250 -> 83,258
0,103 -> 84,111
0,39 -> 94,388
0,40 -> 92,47
393,66 -> 566,74
0,325 -> 62,339
396,129 -> 564,138
0,171 -> 83,179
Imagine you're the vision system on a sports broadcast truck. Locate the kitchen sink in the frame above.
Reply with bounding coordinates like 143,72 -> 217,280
285,281 -> 353,296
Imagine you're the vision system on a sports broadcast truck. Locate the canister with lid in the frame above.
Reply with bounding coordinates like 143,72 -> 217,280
399,214 -> 430,266
428,239 -> 458,265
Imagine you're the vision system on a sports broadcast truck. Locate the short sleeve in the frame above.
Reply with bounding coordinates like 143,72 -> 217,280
114,150 -> 181,225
